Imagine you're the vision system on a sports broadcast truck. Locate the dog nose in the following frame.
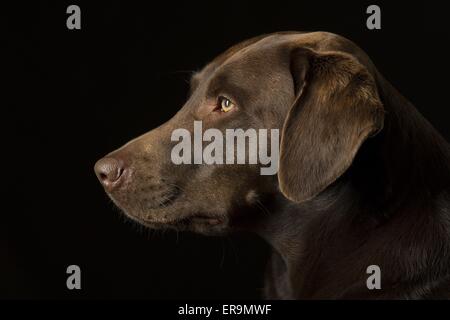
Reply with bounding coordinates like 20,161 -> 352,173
94,157 -> 126,191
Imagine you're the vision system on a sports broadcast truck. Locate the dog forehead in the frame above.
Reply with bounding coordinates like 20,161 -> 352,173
195,32 -> 336,81
209,34 -> 287,71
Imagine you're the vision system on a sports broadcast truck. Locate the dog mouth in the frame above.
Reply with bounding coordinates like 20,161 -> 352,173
109,184 -> 226,230
116,192 -> 227,230
147,187 -> 182,209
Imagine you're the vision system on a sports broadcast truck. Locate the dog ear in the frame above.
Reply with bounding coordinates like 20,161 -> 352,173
278,48 -> 384,203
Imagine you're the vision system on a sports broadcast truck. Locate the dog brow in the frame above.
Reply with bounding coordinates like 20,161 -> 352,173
189,72 -> 201,93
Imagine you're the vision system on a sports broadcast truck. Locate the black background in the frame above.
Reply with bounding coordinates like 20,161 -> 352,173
2,1 -> 449,299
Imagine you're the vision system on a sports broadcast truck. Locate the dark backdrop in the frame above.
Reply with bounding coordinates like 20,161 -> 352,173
3,1 -> 449,299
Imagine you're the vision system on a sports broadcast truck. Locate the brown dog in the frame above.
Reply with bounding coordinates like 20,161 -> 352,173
94,31 -> 450,299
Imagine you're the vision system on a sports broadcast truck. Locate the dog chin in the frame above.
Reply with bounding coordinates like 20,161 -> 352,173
108,193 -> 229,234
120,207 -> 229,235
153,218 -> 228,235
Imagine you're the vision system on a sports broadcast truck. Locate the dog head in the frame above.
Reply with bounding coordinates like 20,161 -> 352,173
94,32 -> 384,235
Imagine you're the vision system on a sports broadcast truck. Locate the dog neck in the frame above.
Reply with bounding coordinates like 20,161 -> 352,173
236,79 -> 450,297
374,74 -> 450,199
246,183 -> 357,262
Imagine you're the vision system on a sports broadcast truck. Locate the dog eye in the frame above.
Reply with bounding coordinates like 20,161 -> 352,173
218,96 -> 235,113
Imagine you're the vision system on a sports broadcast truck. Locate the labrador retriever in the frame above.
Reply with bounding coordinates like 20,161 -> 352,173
94,31 -> 450,299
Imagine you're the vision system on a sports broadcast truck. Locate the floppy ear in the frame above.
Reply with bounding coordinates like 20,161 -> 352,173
278,48 -> 384,203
